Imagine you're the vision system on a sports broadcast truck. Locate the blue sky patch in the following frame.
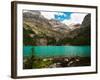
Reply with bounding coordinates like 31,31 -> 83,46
54,12 -> 72,21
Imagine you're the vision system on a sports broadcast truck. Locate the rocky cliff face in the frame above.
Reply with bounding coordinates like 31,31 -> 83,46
67,14 -> 91,45
69,23 -> 81,30
49,19 -> 71,33
81,14 -> 91,28
76,14 -> 91,45
23,11 -> 91,46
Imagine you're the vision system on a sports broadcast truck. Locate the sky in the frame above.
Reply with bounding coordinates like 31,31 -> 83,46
41,11 -> 87,25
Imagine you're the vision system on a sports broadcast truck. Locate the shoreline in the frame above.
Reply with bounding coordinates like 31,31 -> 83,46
23,56 -> 90,69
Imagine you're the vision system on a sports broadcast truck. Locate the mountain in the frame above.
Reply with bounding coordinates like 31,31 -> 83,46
68,23 -> 81,30
67,14 -> 91,45
49,19 -> 71,33
75,14 -> 91,45
23,11 -> 91,46
23,11 -> 69,45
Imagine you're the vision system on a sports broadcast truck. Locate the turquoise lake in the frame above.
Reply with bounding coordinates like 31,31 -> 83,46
23,46 -> 91,57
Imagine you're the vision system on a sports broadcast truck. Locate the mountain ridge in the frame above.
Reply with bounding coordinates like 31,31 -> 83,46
23,11 -> 91,46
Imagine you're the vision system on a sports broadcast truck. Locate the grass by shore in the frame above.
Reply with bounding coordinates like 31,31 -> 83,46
23,55 -> 90,69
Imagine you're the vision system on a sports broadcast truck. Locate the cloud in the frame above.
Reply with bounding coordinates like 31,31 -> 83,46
41,12 -> 57,20
62,13 -> 87,25
41,12 -> 72,21
41,11 -> 87,26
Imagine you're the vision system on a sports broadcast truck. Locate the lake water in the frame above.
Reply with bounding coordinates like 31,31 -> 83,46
23,46 -> 90,57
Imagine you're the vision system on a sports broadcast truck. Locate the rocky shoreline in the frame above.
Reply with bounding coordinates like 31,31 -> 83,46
23,56 -> 90,69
